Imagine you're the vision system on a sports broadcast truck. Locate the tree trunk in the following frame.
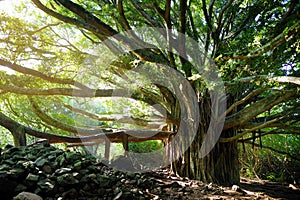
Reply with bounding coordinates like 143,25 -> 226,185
11,126 -> 27,146
171,96 -> 240,186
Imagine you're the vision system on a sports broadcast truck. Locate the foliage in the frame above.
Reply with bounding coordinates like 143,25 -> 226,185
240,133 -> 300,183
0,127 -> 13,148
129,140 -> 163,153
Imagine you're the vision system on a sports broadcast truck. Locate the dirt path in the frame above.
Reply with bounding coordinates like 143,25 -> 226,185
239,178 -> 300,200
144,170 -> 300,200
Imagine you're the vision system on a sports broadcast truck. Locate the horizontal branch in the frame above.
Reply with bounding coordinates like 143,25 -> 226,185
225,87 -> 267,116
239,129 -> 300,142
0,84 -> 168,119
29,97 -> 110,136
0,84 -> 109,97
220,118 -> 279,143
55,97 -> 165,128
241,105 -> 300,129
0,58 -> 90,90
227,75 -> 300,86
224,90 -> 297,130
0,111 -> 172,144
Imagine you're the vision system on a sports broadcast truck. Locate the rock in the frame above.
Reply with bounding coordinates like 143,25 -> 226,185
96,174 -> 112,187
26,173 -> 39,182
72,172 -> 81,179
82,184 -> 91,191
9,168 -> 27,179
4,145 -> 19,153
65,151 -> 80,162
88,173 -> 97,179
125,179 -> 137,184
35,158 -> 48,167
87,165 -> 97,172
73,161 -> 82,170
13,192 -> 43,200
231,184 -> 246,194
47,152 -> 60,161
21,161 -> 35,170
13,154 -> 27,161
55,154 -> 66,167
55,167 -> 72,175
57,173 -> 79,186
62,188 -> 78,199
111,156 -> 136,172
3,159 -> 15,165
131,188 -> 138,193
34,187 -> 42,195
231,184 -> 239,191
37,178 -> 56,193
79,169 -> 89,175
14,184 -> 28,193
42,165 -> 52,174
0,143 -> 155,199
4,144 -> 14,149
26,153 -> 37,160
96,188 -> 106,196
0,164 -> 10,171
126,173 -> 137,180
113,191 -> 123,200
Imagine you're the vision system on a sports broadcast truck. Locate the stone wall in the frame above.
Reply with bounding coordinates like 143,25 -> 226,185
0,143 -> 154,199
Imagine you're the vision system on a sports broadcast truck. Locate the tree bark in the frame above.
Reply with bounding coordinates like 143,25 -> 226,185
171,96 -> 240,186
11,126 -> 27,146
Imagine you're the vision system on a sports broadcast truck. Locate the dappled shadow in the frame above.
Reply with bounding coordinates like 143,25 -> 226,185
240,177 -> 300,200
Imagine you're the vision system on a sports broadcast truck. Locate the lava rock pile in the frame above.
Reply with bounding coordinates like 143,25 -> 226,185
0,143 -> 155,199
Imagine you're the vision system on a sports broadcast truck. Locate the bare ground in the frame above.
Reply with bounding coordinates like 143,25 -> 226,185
143,170 -> 300,200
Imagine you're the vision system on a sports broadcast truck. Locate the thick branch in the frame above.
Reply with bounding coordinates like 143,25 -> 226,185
228,75 -> 300,86
29,97 -> 108,136
0,112 -> 172,144
224,90 -> 297,130
220,118 -> 279,143
239,129 -> 300,142
118,0 -> 131,31
0,83 -> 169,119
0,58 -> 90,90
56,0 -> 118,37
225,87 -> 267,116
0,84 -> 108,97
201,0 -> 212,31
56,97 -> 165,128
31,0 -> 102,37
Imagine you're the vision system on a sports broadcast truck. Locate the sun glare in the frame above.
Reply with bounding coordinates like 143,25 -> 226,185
0,0 -> 22,13
0,0 -> 38,74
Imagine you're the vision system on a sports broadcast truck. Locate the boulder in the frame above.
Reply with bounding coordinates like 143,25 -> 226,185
13,191 -> 43,200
